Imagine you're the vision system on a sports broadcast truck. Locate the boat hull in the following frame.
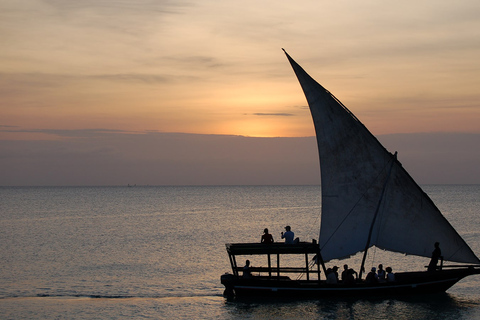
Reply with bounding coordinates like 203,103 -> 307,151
221,268 -> 479,298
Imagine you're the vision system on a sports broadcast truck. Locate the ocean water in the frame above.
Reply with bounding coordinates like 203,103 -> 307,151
0,185 -> 479,319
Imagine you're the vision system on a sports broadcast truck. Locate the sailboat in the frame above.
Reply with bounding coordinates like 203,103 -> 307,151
220,50 -> 480,297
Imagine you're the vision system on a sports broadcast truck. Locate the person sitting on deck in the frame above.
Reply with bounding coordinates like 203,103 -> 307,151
332,266 -> 339,282
365,267 -> 378,284
326,268 -> 337,284
243,260 -> 252,278
428,242 -> 443,272
377,264 -> 386,283
386,266 -> 395,282
281,225 -> 294,244
261,228 -> 274,244
343,268 -> 358,285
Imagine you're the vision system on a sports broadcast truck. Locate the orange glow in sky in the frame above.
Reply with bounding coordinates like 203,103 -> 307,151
1,1 -> 480,186
1,0 -> 480,140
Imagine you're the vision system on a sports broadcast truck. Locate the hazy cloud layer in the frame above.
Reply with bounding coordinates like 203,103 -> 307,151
0,131 -> 478,186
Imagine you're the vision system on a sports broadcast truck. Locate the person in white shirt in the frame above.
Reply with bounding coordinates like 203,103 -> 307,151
281,225 -> 294,244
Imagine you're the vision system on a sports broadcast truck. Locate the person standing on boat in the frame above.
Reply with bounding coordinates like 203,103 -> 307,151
281,226 -> 294,244
261,228 -> 274,244
428,242 -> 443,272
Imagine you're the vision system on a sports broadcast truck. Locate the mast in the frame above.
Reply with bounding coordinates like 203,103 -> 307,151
359,152 -> 397,279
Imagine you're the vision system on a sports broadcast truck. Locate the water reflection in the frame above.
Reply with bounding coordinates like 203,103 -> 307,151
223,293 -> 480,320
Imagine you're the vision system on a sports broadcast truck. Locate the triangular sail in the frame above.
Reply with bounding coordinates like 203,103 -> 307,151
284,50 -> 480,264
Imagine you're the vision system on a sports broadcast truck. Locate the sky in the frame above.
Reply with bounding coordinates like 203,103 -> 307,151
1,0 -> 479,186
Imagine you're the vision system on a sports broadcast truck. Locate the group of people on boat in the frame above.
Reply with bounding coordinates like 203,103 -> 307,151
365,264 -> 395,284
324,263 -> 395,285
255,229 -> 443,281
242,240 -> 445,283
261,226 -> 296,244
322,242 -> 442,284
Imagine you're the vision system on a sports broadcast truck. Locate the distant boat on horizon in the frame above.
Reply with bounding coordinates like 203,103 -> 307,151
220,49 -> 480,298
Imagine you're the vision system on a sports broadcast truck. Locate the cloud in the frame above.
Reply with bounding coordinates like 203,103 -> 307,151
1,72 -> 172,85
251,113 -> 295,117
0,128 -> 136,138
43,0 -> 187,14
0,73 -> 74,90
41,0 -> 190,27
90,74 -> 170,84
163,55 -> 226,69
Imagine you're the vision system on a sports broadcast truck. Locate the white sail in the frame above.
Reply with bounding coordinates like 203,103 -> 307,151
284,50 -> 480,264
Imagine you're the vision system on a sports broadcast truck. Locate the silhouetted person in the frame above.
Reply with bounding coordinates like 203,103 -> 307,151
281,225 -> 294,244
386,266 -> 395,282
343,268 -> 357,285
326,268 -> 337,284
377,264 -> 386,283
243,260 -> 252,278
428,242 -> 443,272
332,266 -> 339,282
365,267 -> 378,284
341,264 -> 349,282
261,228 -> 274,244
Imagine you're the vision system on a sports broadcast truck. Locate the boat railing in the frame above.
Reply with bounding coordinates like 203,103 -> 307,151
235,266 -> 308,274
431,264 -> 480,269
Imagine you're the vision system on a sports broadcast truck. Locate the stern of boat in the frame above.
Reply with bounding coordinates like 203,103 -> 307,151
221,273 -> 236,297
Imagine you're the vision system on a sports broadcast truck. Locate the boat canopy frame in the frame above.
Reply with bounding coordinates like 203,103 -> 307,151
226,242 -> 324,281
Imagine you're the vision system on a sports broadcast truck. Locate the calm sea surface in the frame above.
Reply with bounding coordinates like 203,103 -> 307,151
0,185 -> 479,319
